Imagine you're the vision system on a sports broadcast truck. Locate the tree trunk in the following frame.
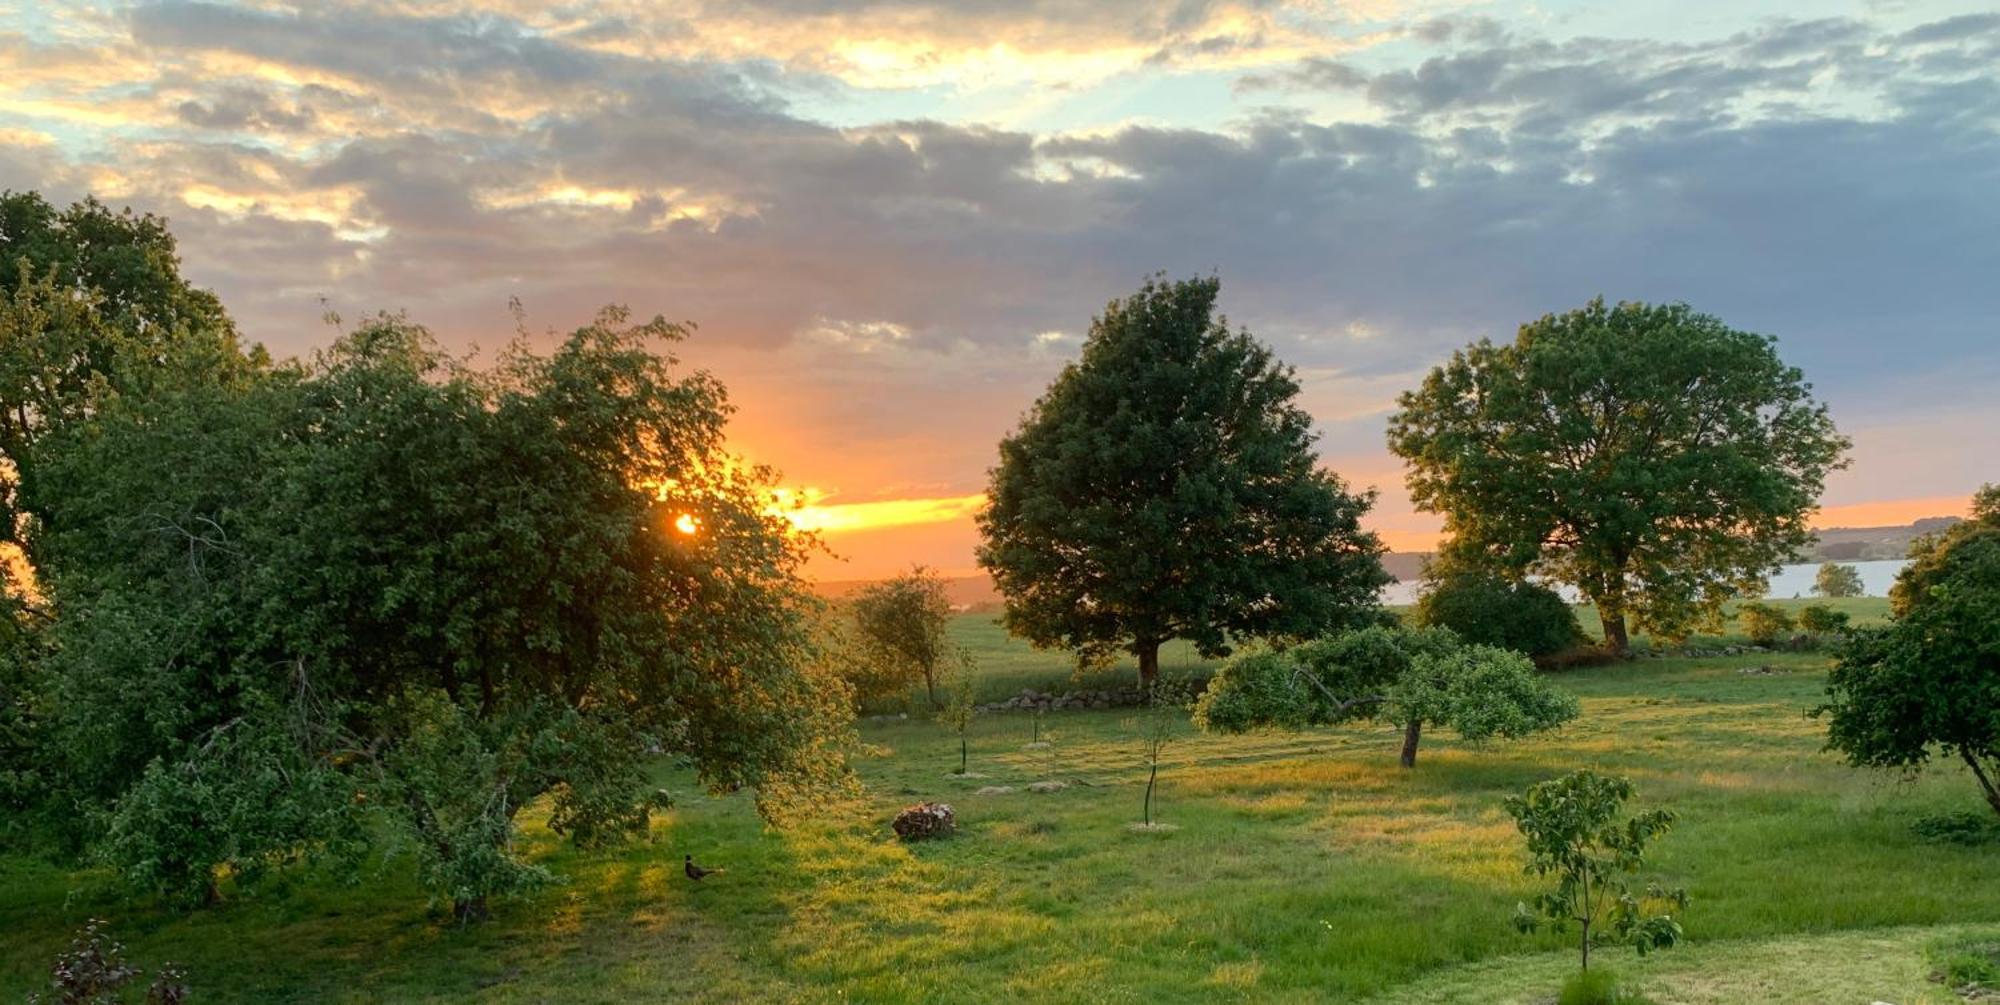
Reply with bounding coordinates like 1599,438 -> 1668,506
1598,607 -> 1630,654
454,895 -> 489,924
924,669 -> 939,709
1136,639 -> 1161,687
1962,748 -> 2000,819
1144,761 -> 1158,826
1399,720 -> 1422,768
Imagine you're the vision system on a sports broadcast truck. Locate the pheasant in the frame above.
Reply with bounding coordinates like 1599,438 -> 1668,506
684,854 -> 724,881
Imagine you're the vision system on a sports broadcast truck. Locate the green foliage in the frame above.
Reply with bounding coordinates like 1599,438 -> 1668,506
1812,562 -> 1865,598
1388,298 -> 1848,651
851,566 -> 956,707
25,918 -> 187,1005
1193,625 -> 1578,767
978,275 -> 1389,681
1734,602 -> 1795,646
1926,934 -> 2000,990
1892,481 -> 2000,617
1415,571 -> 1582,658
1910,810 -> 2000,846
1506,770 -> 1687,973
18,301 -> 854,911
1820,493 -> 2000,818
1796,603 -> 1851,637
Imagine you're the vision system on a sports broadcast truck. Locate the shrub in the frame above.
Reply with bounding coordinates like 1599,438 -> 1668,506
27,919 -> 188,1005
1735,602 -> 1794,646
1796,604 -> 1851,637
1415,572 -> 1583,659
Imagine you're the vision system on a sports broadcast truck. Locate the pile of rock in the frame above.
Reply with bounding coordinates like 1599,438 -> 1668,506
892,801 -> 956,841
974,687 -> 1149,714
1638,644 -> 1774,659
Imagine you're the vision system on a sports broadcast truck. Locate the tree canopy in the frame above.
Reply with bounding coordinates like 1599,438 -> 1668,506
849,566 -> 957,707
977,275 -> 1388,682
1813,562 -> 1865,599
1386,298 -> 1848,651
15,301 -> 852,913
1820,485 -> 2000,817
1193,625 -> 1578,767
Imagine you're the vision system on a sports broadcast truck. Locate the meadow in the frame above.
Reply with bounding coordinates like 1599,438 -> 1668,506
5,596 -> 1995,1003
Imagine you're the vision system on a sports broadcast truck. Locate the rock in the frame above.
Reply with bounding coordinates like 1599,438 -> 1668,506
892,801 -> 956,841
974,785 -> 1016,795
1027,780 -> 1069,793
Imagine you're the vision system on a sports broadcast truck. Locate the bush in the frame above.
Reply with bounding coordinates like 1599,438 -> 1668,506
1559,968 -> 1652,1005
1415,572 -> 1583,659
1734,602 -> 1794,646
27,919 -> 188,1004
1796,603 -> 1851,637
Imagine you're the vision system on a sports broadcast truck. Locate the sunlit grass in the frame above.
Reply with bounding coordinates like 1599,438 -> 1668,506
3,635 -> 1995,1002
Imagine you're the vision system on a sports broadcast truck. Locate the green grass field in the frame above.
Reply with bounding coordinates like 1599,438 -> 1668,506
8,596 -> 1993,1004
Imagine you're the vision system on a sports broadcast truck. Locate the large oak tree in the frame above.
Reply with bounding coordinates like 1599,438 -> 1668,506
1387,298 -> 1847,651
977,275 -> 1388,683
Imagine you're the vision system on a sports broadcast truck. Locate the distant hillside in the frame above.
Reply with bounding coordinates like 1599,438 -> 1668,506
1809,516 -> 1961,561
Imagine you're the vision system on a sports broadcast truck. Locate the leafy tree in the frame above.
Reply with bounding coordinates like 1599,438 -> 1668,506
1387,298 -> 1848,652
1820,489 -> 2000,818
1734,601 -> 1794,646
1796,603 -> 1850,637
1506,770 -> 1687,973
1892,483 -> 2000,616
978,275 -> 1389,684
851,566 -> 956,707
1193,625 -> 1578,767
26,308 -> 854,915
1415,569 -> 1583,659
1813,562 -> 1865,598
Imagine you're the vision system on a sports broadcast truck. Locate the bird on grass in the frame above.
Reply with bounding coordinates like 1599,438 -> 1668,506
684,855 -> 724,881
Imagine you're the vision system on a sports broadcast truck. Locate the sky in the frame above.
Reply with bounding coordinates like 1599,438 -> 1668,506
2,0 -> 1995,579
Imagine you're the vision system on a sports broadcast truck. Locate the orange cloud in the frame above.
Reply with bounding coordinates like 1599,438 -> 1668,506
774,489 -> 988,535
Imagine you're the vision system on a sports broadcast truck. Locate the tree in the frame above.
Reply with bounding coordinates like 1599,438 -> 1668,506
1813,562 -> 1864,598
1734,601 -> 1794,646
1892,483 -> 2000,616
1193,625 -> 1578,768
1415,569 -> 1583,660
1820,487 -> 2000,818
1136,679 -> 1195,829
1796,603 -> 1851,638
25,308 -> 854,914
937,655 -> 976,775
1506,770 -> 1687,974
1387,298 -> 1848,652
978,275 -> 1389,684
851,566 -> 956,707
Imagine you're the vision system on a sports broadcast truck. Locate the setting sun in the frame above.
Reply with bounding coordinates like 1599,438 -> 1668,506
673,512 -> 700,535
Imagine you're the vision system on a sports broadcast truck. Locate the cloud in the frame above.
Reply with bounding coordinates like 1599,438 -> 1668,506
3,1 -> 1996,576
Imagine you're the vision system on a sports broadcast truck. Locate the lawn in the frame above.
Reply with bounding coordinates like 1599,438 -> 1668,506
6,606 -> 1993,1004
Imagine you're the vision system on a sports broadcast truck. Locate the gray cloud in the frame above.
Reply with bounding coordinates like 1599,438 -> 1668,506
10,3 -> 1996,498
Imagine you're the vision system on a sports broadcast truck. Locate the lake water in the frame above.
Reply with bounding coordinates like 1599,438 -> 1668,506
1380,559 -> 1910,607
